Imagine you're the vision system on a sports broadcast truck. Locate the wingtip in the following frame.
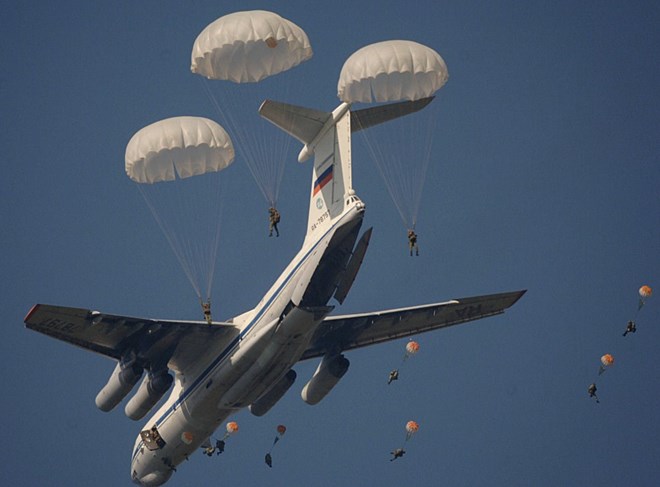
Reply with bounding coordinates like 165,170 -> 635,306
24,304 -> 41,324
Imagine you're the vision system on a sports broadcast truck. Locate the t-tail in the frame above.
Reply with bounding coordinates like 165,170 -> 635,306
259,96 -> 433,246
259,100 -> 354,246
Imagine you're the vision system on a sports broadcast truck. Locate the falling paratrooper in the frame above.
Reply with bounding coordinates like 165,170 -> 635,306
191,10 -> 313,215
125,116 -> 235,317
265,424 -> 287,468
203,421 -> 239,457
623,285 -> 652,337
388,340 -> 420,384
337,40 -> 449,241
390,420 -> 419,461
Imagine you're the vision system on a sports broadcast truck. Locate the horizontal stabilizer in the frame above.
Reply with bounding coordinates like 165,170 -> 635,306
351,97 -> 434,132
259,99 -> 331,145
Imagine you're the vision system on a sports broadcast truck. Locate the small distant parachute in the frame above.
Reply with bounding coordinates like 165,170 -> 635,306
638,285 -> 652,310
266,424 -> 287,467
388,340 -> 421,384
191,10 -> 313,208
405,340 -> 420,357
639,285 -> 652,298
598,354 -> 614,375
271,424 -> 287,448
222,421 -> 239,441
125,116 -> 234,301
338,40 -> 449,231
405,420 -> 420,441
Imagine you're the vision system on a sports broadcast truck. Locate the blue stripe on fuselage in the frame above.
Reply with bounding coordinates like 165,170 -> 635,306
132,207 -> 359,461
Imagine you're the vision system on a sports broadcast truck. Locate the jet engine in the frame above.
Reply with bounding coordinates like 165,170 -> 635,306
95,358 -> 143,412
124,370 -> 173,420
301,354 -> 349,405
249,369 -> 297,416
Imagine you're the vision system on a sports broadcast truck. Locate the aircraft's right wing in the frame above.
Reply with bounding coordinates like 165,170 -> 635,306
299,290 -> 526,360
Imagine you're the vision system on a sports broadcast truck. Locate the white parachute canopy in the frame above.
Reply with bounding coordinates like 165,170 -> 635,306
190,10 -> 313,208
125,117 -> 235,302
126,116 -> 234,183
337,40 -> 448,103
337,40 -> 449,230
191,10 -> 312,83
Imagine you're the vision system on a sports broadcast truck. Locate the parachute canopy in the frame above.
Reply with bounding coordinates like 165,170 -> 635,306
191,10 -> 313,83
406,340 -> 420,355
226,421 -> 239,434
600,354 -> 614,367
125,116 -> 234,184
639,285 -> 652,299
276,425 -> 287,436
337,40 -> 448,103
405,420 -> 419,441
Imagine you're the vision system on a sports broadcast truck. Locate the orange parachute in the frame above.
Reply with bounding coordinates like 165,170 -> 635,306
598,354 -> 614,375
388,340 -> 421,384
221,421 -> 239,441
405,340 -> 420,356
639,285 -> 653,298
638,285 -> 653,311
405,420 -> 420,441
600,354 -> 614,366
268,423 -> 288,464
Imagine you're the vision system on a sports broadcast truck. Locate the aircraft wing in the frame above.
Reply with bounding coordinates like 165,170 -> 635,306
24,304 -> 239,372
299,290 -> 526,360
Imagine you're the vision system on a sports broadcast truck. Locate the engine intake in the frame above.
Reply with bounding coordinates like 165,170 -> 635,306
301,354 -> 349,405
95,358 -> 143,412
124,370 -> 173,420
249,369 -> 297,416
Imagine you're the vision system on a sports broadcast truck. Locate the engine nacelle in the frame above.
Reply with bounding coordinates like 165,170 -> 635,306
249,369 -> 297,417
95,360 -> 143,412
124,370 -> 173,421
301,354 -> 349,405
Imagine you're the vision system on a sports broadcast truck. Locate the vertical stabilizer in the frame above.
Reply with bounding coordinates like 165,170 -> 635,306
304,103 -> 352,244
260,101 -> 354,245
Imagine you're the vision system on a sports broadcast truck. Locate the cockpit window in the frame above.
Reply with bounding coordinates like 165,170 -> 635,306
140,426 -> 166,451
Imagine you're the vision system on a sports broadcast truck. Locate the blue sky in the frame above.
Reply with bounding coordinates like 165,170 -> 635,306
2,1 -> 659,486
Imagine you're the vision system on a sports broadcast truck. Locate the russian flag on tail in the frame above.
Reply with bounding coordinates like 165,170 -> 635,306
313,165 -> 333,196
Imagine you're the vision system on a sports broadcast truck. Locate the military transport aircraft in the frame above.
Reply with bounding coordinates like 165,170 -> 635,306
25,98 -> 525,486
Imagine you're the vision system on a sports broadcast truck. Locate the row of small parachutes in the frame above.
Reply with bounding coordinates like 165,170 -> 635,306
386,340 -> 422,458
123,9 -> 450,307
202,421 -> 288,467
205,341 -> 424,465
589,285 -> 653,402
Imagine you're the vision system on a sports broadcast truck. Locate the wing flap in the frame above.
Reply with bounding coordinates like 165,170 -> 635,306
299,290 -> 526,360
24,304 -> 239,372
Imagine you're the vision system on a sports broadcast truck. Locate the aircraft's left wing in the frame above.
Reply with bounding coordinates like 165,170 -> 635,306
299,290 -> 526,360
24,304 -> 239,372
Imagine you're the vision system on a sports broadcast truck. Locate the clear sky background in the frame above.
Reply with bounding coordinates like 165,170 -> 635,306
2,1 -> 659,486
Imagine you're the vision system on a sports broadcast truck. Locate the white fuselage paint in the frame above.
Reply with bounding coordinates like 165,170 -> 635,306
131,201 -> 364,486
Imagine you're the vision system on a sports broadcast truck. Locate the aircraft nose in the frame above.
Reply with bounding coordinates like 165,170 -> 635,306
132,469 -> 173,486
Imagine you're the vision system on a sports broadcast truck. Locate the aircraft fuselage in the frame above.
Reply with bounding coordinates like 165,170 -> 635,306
131,199 -> 365,486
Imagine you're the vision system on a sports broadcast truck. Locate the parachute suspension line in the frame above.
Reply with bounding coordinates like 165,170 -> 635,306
410,108 -> 437,229
136,173 -> 226,302
200,77 -> 291,207
358,126 -> 414,229
204,177 -> 226,302
200,78 -> 270,202
137,185 -> 202,299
